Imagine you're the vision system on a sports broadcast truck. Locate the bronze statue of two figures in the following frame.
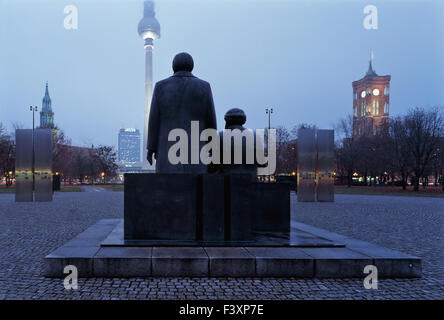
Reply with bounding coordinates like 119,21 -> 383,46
124,53 -> 289,243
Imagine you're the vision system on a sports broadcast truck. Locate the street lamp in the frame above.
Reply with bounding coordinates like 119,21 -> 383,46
30,106 -> 38,191
265,108 -> 274,179
265,108 -> 274,130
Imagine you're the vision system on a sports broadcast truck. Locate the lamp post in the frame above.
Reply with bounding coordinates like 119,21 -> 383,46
265,108 -> 274,180
265,108 -> 273,130
30,106 -> 38,191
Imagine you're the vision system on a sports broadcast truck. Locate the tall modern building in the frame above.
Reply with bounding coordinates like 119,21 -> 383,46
138,0 -> 160,169
40,82 -> 55,129
352,53 -> 391,137
118,128 -> 141,163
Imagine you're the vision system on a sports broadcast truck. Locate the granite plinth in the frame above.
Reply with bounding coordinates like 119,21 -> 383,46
102,220 -> 342,247
124,174 -> 199,240
252,182 -> 290,236
226,174 -> 253,241
45,219 -> 422,278
201,174 -> 224,241
124,173 -> 291,242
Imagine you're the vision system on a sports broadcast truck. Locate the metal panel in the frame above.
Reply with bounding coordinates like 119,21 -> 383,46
297,128 -> 316,202
316,130 -> 335,202
34,129 -> 53,202
15,129 -> 33,202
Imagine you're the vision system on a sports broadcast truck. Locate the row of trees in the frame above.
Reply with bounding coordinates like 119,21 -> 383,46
336,108 -> 443,191
272,107 -> 444,192
0,124 -> 118,185
0,124 -> 15,185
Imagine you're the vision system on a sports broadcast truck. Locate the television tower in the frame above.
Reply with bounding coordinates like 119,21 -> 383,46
138,1 -> 160,170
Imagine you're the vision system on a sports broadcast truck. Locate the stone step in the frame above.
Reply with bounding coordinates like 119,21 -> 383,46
44,219 -> 421,278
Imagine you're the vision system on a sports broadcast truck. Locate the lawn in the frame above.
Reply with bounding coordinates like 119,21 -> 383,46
59,185 -> 82,192
335,185 -> 444,198
88,184 -> 124,191
0,185 -> 82,193
0,185 -> 15,193
2,183 -> 443,197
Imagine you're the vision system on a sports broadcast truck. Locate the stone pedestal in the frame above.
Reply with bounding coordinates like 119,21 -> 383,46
124,173 -> 290,242
252,182 -> 290,236
201,174 -> 225,241
225,174 -> 253,241
124,174 -> 199,240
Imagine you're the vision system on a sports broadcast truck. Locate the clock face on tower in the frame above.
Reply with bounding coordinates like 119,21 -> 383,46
361,90 -> 366,98
373,88 -> 380,96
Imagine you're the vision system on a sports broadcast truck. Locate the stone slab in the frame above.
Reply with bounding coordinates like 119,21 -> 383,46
44,219 -> 422,278
301,247 -> 372,278
44,220 -> 118,277
151,247 -> 209,277
295,222 -> 422,278
45,246 -> 100,277
205,247 -> 255,277
102,219 -> 343,247
245,247 -> 314,277
94,247 -> 152,277
291,221 -> 349,241
346,244 -> 421,278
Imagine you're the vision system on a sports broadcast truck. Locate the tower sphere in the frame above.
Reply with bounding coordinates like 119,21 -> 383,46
138,1 -> 160,44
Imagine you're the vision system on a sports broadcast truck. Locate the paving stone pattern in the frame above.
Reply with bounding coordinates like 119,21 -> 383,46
0,192 -> 442,299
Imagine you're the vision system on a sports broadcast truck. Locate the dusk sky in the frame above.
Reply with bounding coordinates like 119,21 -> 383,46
1,0 -> 443,149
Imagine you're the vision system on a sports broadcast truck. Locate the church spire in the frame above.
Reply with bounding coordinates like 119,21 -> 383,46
40,81 -> 54,129
42,81 -> 52,112
366,49 -> 377,77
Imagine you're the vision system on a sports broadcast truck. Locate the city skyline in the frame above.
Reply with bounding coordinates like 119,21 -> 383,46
1,0 -> 443,149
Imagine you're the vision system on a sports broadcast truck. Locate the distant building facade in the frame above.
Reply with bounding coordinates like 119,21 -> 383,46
352,58 -> 390,137
40,82 -> 55,129
118,128 -> 141,163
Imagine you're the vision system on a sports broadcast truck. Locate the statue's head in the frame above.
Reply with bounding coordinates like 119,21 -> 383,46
172,52 -> 194,73
224,108 -> 246,128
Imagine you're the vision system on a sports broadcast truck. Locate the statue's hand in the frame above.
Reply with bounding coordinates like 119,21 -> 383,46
147,149 -> 155,165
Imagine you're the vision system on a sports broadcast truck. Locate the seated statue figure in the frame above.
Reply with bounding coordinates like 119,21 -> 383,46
147,52 -> 217,173
215,108 -> 263,181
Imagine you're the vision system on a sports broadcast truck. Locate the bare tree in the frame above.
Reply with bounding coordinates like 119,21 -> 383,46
404,107 -> 443,191
335,115 -> 360,187
0,123 -> 15,186
429,137 -> 444,188
388,117 -> 413,189
275,126 -> 297,174
52,128 -> 73,176
92,145 -> 118,182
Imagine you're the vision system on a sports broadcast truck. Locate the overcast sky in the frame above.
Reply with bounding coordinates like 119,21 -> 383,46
1,0 -> 443,148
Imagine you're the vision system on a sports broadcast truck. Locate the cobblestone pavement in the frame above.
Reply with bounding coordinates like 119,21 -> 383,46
0,192 -> 442,300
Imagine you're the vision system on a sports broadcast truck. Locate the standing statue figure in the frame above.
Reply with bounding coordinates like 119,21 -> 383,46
147,52 -> 217,173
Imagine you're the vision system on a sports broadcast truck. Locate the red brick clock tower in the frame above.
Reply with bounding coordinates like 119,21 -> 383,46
352,54 -> 391,137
